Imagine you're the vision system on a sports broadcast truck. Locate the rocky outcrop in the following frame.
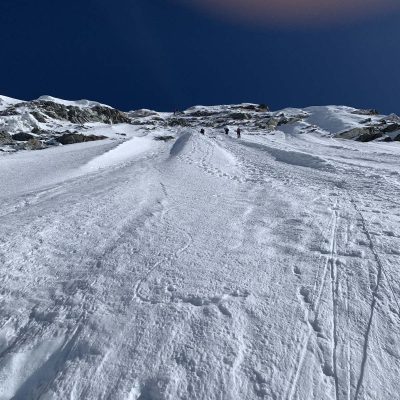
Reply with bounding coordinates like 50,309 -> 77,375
335,127 -> 382,142
0,108 -> 19,117
33,101 -> 130,124
25,138 -> 45,150
185,110 -> 221,118
0,131 -> 13,145
381,123 -> 400,133
12,132 -> 34,141
231,104 -> 270,112
56,133 -> 107,145
3,100 -> 131,125
180,104 -> 275,131
356,131 -> 383,142
229,112 -> 251,120
56,133 -> 80,145
351,109 -> 379,116
0,97 -> 134,151
31,111 -> 48,123
154,135 -> 175,141
168,118 -> 191,127
91,105 -> 131,124
336,120 -> 400,142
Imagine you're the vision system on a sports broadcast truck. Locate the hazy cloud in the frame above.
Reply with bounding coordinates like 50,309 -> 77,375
173,0 -> 400,26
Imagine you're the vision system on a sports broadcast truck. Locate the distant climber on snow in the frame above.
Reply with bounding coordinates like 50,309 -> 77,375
200,128 -> 205,135
236,127 -> 241,138
224,127 -> 229,135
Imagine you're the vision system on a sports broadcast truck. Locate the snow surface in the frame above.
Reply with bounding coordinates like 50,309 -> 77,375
0,95 -> 109,111
0,118 -> 400,399
304,106 -> 383,136
37,95 -> 112,109
0,95 -> 22,111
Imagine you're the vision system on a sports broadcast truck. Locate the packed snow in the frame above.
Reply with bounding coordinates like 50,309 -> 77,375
36,95 -> 112,109
0,104 -> 400,400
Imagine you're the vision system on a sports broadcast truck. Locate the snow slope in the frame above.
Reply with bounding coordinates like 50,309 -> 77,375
36,95 -> 112,109
0,96 -> 22,111
0,115 -> 400,399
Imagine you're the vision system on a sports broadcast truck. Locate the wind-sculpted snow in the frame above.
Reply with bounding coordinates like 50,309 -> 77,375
0,124 -> 400,399
169,132 -> 191,156
240,138 -> 335,172
0,140 -> 120,201
80,136 -> 158,173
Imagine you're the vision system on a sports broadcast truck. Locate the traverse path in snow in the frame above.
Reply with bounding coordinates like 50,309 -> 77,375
0,128 -> 399,399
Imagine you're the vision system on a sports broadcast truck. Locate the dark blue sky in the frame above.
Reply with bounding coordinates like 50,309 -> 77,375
1,0 -> 399,113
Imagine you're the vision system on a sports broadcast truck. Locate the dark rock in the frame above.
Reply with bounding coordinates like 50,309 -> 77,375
381,123 -> 400,133
229,112 -> 251,120
17,100 -> 132,125
0,131 -> 14,145
360,118 -> 372,124
394,134 -> 400,142
351,109 -> 379,116
26,138 -> 45,150
31,111 -> 47,123
356,132 -> 383,142
56,133 -> 107,145
277,118 -> 290,126
185,110 -> 220,118
45,138 -> 61,146
31,101 -> 69,120
336,127 -> 383,142
154,135 -> 175,142
91,105 -> 131,124
0,107 -> 19,117
12,132 -> 34,141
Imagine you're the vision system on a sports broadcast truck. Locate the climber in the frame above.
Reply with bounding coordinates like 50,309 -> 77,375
224,127 -> 229,135
236,127 -> 241,138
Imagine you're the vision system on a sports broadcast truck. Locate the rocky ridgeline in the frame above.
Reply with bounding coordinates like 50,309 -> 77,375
131,104 -> 308,131
1,96 -> 399,152
335,111 -> 400,142
0,98 -> 130,152
134,104 -> 400,143
0,100 -> 130,124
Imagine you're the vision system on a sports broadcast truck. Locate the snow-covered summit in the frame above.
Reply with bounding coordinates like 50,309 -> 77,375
37,95 -> 112,109
0,95 -> 22,111
0,95 -> 134,152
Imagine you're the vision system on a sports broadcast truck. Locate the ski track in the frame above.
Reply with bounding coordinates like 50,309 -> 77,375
284,198 -> 339,400
351,196 -> 385,400
0,128 -> 399,399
